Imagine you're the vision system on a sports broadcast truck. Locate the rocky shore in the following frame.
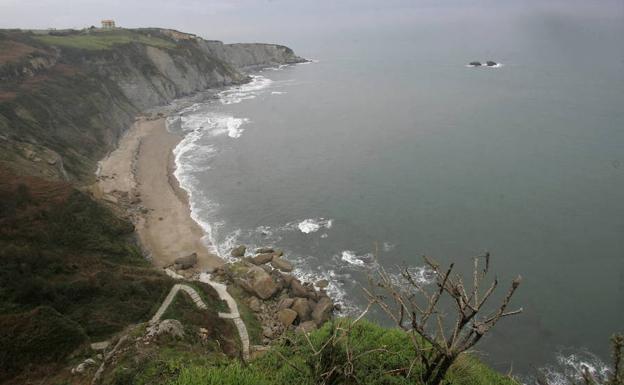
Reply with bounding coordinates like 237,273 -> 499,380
168,244 -> 337,344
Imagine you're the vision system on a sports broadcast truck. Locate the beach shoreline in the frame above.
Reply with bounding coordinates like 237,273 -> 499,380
93,115 -> 223,272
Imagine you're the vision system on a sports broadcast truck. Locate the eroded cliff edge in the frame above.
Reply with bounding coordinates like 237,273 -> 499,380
0,28 -> 306,182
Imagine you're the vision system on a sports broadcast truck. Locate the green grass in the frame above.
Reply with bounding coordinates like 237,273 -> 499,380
170,364 -> 272,385
34,30 -> 175,50
226,284 -> 263,345
126,319 -> 518,385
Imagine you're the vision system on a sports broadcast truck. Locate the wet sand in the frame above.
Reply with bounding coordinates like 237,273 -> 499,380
95,117 -> 222,271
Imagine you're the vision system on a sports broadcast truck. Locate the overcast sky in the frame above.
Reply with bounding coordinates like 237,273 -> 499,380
1,0 -> 622,46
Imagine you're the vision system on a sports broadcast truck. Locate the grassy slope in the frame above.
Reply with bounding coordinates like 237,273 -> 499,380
0,167 -> 172,382
121,320 -> 517,385
34,30 -> 175,50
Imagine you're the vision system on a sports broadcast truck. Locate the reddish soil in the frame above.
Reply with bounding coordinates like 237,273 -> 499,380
0,41 -> 37,64
0,166 -> 73,207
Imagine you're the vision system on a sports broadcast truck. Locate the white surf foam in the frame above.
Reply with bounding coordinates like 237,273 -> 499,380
293,266 -> 359,315
297,218 -> 333,234
271,91 -> 287,95
340,250 -> 368,267
218,75 -> 273,105
382,242 -> 395,252
531,350 -> 612,385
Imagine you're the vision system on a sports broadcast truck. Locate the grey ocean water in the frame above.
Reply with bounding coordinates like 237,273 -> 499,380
169,9 -> 624,379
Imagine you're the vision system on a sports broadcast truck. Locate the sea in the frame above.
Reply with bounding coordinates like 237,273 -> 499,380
165,10 -> 624,384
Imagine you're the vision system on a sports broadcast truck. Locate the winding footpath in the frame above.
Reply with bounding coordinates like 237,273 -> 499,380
154,270 -> 250,361
91,271 -> 251,384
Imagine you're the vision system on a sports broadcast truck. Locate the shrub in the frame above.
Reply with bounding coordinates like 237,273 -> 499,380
0,306 -> 87,379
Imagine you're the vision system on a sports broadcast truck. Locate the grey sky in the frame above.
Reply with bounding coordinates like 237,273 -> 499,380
1,0 -> 622,45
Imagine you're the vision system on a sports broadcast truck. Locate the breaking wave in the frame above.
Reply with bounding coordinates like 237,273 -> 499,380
297,218 -> 334,233
218,75 -> 273,105
526,350 -> 612,385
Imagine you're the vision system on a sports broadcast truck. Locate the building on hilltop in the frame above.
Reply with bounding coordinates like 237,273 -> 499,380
101,20 -> 116,29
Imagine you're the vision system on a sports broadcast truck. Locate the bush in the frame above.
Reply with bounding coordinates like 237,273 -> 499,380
158,320 -> 517,385
0,306 -> 87,379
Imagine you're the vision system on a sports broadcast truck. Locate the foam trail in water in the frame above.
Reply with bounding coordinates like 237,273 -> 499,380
297,218 -> 333,234
218,75 -> 273,105
526,350 -> 612,385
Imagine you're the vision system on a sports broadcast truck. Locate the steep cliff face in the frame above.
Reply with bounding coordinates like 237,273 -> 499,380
0,28 -> 305,182
201,41 -> 307,71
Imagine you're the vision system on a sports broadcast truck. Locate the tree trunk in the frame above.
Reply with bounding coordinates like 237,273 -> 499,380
426,355 -> 455,385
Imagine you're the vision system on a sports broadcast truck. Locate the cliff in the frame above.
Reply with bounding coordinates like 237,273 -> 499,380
0,28 -> 305,182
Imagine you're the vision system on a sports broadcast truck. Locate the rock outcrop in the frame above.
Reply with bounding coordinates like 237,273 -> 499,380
213,246 -> 337,343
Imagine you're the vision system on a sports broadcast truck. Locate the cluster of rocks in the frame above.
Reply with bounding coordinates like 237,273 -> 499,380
214,245 -> 337,344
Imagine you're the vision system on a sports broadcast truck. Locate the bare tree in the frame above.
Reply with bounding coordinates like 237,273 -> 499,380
363,253 -> 523,385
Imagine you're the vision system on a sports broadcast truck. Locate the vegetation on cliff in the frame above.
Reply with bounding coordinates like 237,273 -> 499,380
0,167 -> 172,382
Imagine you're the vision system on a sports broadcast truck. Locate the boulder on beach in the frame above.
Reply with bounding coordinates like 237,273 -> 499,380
251,253 -> 275,265
290,279 -> 309,298
312,297 -> 333,326
277,297 -> 295,311
174,253 -> 197,270
291,297 -> 312,321
231,245 -> 246,258
248,266 -> 278,299
255,247 -> 274,254
296,320 -> 317,334
277,308 -> 298,327
316,279 -> 329,289
271,257 -> 294,272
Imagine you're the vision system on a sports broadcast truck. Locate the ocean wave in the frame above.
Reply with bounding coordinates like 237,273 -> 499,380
271,91 -> 287,95
218,75 -> 273,105
296,218 -> 334,233
179,112 -> 250,140
528,350 -> 612,385
293,266 -> 359,315
387,265 -> 435,288
382,242 -> 395,252
340,250 -> 371,267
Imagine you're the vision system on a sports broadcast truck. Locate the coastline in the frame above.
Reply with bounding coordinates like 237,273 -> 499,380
94,115 -> 223,272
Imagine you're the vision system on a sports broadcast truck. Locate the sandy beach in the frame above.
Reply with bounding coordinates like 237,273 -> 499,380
94,116 -> 223,271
